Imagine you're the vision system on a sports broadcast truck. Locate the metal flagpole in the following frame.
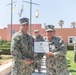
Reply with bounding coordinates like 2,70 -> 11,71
11,0 -> 13,40
6,0 -> 17,40
30,0 -> 32,35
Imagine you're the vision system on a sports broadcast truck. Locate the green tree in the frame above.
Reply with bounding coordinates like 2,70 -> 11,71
59,20 -> 64,28
71,21 -> 76,28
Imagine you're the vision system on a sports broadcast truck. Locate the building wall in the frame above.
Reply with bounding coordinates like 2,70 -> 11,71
0,28 -> 7,40
7,24 -> 20,41
29,24 -> 42,35
0,24 -> 76,44
55,28 -> 76,44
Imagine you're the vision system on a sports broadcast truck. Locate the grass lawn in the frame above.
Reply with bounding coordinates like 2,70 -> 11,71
66,51 -> 76,75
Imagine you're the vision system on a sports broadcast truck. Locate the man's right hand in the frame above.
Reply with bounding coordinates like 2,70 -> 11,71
25,58 -> 34,65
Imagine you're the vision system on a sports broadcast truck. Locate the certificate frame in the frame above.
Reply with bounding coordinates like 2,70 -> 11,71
34,41 -> 49,53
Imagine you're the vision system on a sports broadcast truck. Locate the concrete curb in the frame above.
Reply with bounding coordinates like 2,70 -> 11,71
0,61 -> 12,75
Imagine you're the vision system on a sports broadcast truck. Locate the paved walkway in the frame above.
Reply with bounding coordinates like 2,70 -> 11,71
7,56 -> 46,75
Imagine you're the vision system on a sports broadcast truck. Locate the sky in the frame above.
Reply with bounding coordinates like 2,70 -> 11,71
0,0 -> 76,28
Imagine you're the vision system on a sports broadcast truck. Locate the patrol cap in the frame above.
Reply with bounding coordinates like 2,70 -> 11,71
45,25 -> 55,32
34,30 -> 39,33
19,18 -> 29,25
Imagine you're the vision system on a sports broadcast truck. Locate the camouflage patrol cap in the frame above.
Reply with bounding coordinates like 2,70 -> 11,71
34,30 -> 39,33
45,25 -> 55,32
19,18 -> 29,25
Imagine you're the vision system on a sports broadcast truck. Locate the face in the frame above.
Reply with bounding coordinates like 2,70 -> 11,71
20,24 -> 29,34
46,31 -> 54,39
34,32 -> 39,38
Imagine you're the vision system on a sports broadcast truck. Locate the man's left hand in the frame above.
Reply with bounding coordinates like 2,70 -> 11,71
46,52 -> 54,56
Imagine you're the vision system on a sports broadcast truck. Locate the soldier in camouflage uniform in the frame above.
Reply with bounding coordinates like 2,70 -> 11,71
11,18 -> 34,75
33,30 -> 44,74
45,25 -> 69,75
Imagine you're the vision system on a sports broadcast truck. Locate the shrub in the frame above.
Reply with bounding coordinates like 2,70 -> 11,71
0,40 -> 10,54
67,45 -> 74,50
0,50 -> 2,55
0,40 -> 10,45
0,45 -> 10,48
1,48 -> 11,55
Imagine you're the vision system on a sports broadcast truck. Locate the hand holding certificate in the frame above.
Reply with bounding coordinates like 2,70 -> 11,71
46,52 -> 54,56
34,42 -> 49,53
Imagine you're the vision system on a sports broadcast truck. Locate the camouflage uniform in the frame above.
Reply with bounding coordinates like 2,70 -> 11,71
11,30 -> 34,75
45,36 -> 69,75
33,34 -> 44,73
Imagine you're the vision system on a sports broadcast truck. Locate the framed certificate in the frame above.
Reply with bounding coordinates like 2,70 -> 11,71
34,41 -> 49,53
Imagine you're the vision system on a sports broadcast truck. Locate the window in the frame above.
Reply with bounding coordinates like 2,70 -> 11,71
12,30 -> 15,35
69,38 -> 73,43
68,36 -> 76,44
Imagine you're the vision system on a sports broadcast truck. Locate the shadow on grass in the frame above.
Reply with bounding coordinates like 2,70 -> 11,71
70,70 -> 76,72
68,64 -> 71,67
68,65 -> 76,73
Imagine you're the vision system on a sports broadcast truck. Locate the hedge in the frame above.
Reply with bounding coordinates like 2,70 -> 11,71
0,42 -> 75,54
0,45 -> 10,48
0,48 -> 11,55
67,45 -> 74,50
0,50 -> 2,55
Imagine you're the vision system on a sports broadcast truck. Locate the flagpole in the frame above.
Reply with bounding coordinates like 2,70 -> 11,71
30,0 -> 32,35
11,0 -> 13,40
6,0 -> 17,40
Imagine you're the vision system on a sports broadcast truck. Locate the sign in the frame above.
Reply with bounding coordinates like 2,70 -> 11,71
34,42 -> 49,53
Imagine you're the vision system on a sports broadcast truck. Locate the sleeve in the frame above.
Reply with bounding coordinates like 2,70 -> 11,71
11,35 -> 27,62
53,38 -> 67,58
